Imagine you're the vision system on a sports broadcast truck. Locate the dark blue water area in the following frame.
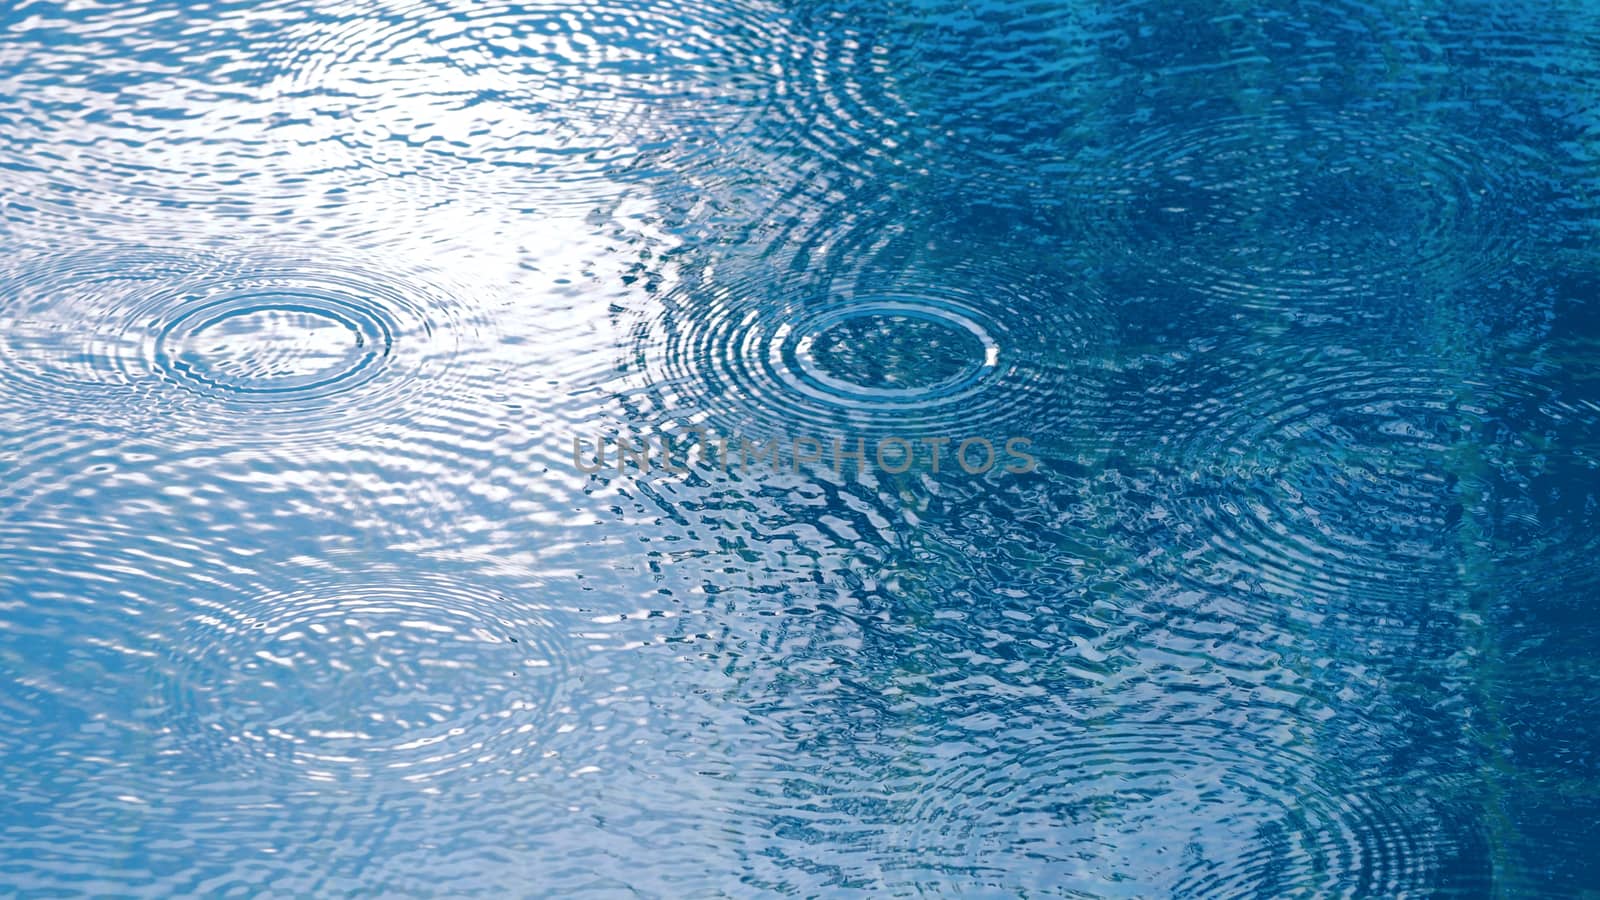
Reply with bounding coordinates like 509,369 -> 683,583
1,0 -> 1598,895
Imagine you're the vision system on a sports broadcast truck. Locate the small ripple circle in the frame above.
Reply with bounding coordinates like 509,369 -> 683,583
161,571 -> 574,784
1156,353 -> 1489,603
1069,109 -> 1545,307
898,722 -> 1450,896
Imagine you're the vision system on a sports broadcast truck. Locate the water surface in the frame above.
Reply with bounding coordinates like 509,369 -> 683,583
2,0 -> 1599,895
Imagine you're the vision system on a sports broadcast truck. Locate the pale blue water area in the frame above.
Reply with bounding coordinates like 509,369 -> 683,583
2,0 -> 1599,895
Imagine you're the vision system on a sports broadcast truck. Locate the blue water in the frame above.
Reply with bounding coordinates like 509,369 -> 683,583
2,0 -> 1598,895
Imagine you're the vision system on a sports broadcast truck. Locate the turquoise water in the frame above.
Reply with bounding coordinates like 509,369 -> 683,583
2,0 -> 1598,895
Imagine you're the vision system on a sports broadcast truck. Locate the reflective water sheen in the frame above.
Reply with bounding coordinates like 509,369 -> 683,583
2,0 -> 1598,895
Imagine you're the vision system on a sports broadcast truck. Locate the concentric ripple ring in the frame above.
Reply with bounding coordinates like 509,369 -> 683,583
1155,352 -> 1488,604
0,247 -> 486,447
894,721 -> 1452,896
776,298 -> 1000,408
160,569 -> 575,785
1067,108 -> 1551,310
615,240 -> 1115,455
153,292 -> 395,400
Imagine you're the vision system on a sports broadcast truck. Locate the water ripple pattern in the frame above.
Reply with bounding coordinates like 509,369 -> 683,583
1069,106 -> 1554,309
252,0 -> 788,209
0,245 -> 488,445
2,0 -> 1600,894
160,567 -> 572,784
1154,352 -> 1481,603
898,722 -> 1449,895
616,219 -> 1115,452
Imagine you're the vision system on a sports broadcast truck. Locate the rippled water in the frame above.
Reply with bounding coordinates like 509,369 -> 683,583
2,0 -> 1599,894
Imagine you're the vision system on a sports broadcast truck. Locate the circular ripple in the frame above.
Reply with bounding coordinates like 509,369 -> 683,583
162,570 -> 572,783
750,6 -> 925,183
254,0 -> 787,210
1463,355 -> 1600,599
1112,339 -> 1600,608
615,222 -> 1115,459
0,246 -> 485,446
806,309 -> 984,388
1152,352 -> 1491,604
621,277 -> 1101,450
1070,109 -> 1545,308
739,0 -> 1102,194
777,298 -> 1000,410
0,503 -> 582,795
154,292 -> 394,400
897,722 -> 1451,896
